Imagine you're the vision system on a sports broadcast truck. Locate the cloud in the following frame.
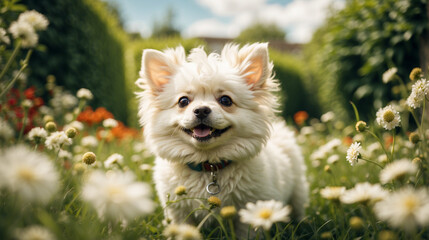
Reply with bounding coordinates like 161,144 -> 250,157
186,0 -> 345,43
125,20 -> 152,37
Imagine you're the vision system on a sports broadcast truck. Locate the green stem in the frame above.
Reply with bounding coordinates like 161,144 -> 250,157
228,219 -> 236,240
197,211 -> 214,230
18,109 -> 28,142
0,41 -> 21,81
390,130 -> 396,160
0,48 -> 32,99
360,157 -> 383,169
264,229 -> 272,240
366,130 -> 391,163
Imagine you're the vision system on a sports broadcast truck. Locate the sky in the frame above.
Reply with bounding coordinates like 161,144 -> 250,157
104,0 -> 344,43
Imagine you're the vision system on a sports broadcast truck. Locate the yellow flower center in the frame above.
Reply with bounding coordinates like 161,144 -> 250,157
383,110 -> 395,123
107,185 -> 123,198
18,168 -> 36,182
258,208 -> 272,219
404,197 -> 419,212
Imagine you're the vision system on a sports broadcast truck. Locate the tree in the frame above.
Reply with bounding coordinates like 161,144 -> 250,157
235,22 -> 286,43
151,7 -> 180,39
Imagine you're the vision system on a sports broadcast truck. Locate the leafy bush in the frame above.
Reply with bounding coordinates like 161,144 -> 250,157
270,50 -> 321,121
21,0 -> 130,123
306,0 -> 428,120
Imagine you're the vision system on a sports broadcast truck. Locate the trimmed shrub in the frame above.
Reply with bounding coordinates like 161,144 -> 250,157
22,0 -> 129,123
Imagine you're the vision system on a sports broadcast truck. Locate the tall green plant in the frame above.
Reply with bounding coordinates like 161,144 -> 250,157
306,0 -> 428,120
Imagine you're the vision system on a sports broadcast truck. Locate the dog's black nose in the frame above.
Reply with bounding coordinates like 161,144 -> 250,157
194,106 -> 211,119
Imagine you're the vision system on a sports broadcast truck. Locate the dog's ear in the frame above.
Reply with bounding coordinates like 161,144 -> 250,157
141,49 -> 175,91
239,43 -> 270,88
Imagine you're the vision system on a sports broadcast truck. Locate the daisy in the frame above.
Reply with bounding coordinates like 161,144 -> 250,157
81,135 -> 98,148
17,10 -> 49,31
374,187 -> 429,233
379,159 -> 417,184
0,117 -> 14,140
406,79 -> 429,109
64,121 -> 84,131
15,225 -> 56,240
8,20 -> 38,48
346,142 -> 361,166
163,224 -> 202,240
239,200 -> 291,231
45,131 -> 72,150
320,186 -> 346,201
340,182 -> 387,205
27,127 -> 48,144
104,153 -> 124,168
81,170 -> 155,221
382,67 -> 398,84
0,28 -> 10,44
103,118 -> 118,128
76,88 -> 93,100
0,145 -> 59,204
376,105 -> 401,130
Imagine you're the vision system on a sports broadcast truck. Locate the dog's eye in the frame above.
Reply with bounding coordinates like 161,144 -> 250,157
219,95 -> 233,107
178,97 -> 190,108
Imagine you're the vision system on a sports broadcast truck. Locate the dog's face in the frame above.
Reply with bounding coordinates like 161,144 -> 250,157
136,43 -> 278,164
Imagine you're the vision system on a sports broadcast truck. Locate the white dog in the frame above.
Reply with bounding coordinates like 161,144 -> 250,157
136,43 -> 309,237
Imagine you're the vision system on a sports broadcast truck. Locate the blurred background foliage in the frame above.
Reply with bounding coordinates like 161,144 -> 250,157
305,0 -> 428,121
14,0 -> 429,126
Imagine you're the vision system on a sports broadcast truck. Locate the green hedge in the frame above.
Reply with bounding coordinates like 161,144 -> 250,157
22,0 -> 129,123
306,0 -> 428,120
270,50 -> 321,121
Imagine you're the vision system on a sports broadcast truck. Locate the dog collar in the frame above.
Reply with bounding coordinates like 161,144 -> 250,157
186,160 -> 232,195
186,160 -> 232,172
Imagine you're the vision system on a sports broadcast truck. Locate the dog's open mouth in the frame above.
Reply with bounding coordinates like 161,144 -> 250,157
183,124 -> 231,141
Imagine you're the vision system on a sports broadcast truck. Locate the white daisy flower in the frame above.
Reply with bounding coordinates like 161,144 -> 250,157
340,182 -> 388,205
58,149 -> 73,161
327,154 -> 340,164
15,225 -> 56,240
374,187 -> 429,233
27,127 -> 48,144
81,170 -> 155,221
8,20 -> 38,48
104,153 -> 124,168
103,118 -> 118,129
64,121 -> 84,131
406,79 -> 429,109
321,111 -> 335,122
382,67 -> 398,84
76,88 -> 93,100
379,159 -> 417,184
17,10 -> 49,31
0,117 -> 14,140
376,105 -> 401,130
81,135 -> 98,148
0,27 -> 10,44
346,142 -> 361,166
45,131 -> 72,150
0,145 -> 59,204
320,186 -> 346,201
239,200 -> 291,231
163,224 -> 202,240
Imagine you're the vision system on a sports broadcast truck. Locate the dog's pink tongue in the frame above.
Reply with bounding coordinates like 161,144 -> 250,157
193,127 -> 211,137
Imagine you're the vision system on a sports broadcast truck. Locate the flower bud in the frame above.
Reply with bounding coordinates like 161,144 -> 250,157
349,216 -> 364,230
220,206 -> 237,219
82,152 -> 96,165
409,67 -> 423,81
355,121 -> 367,132
65,127 -> 77,138
207,196 -> 221,209
45,121 -> 57,132
174,185 -> 187,196
409,132 -> 420,144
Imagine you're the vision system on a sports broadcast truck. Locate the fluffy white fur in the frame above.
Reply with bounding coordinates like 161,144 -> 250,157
136,43 -> 309,237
